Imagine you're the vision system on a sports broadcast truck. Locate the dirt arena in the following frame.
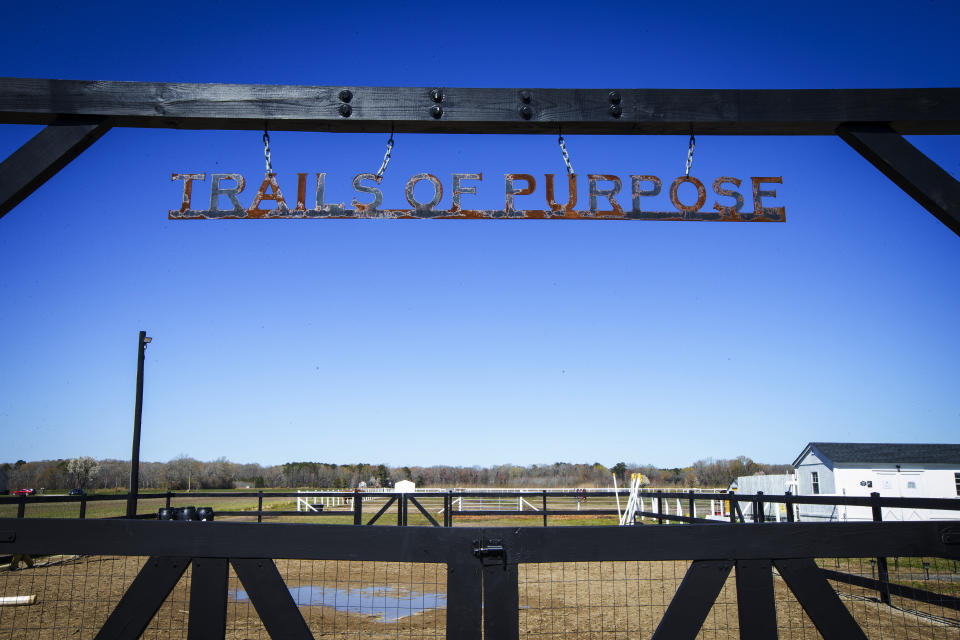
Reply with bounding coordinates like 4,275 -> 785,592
1,555 -> 957,639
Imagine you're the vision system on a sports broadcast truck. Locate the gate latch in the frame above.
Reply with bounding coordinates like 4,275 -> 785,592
473,538 -> 506,566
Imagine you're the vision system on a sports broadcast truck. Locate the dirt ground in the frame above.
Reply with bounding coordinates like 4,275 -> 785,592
1,555 -> 957,639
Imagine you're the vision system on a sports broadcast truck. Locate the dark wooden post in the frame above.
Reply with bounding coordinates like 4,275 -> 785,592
79,494 -> 87,519
126,331 -> 150,519
755,491 -> 765,524
656,491 -> 664,525
870,492 -> 892,604
785,491 -> 795,523
728,492 -> 737,524
352,490 -> 362,525
688,490 -> 696,520
542,491 -> 548,527
165,491 -> 172,510
17,495 -> 25,518
257,491 -> 263,523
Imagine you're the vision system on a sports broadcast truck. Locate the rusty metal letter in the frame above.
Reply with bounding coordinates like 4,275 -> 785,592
311,173 -> 345,217
352,173 -> 383,213
588,175 -> 623,217
505,174 -> 536,217
750,177 -> 785,221
544,173 -> 577,216
669,176 -> 706,213
712,177 -> 744,218
295,173 -> 307,212
629,175 -> 661,215
246,173 -> 290,218
405,173 -> 444,215
209,173 -> 246,218
170,173 -> 205,216
451,173 -> 481,212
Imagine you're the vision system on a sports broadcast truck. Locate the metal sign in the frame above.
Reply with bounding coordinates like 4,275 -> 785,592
169,172 -> 785,221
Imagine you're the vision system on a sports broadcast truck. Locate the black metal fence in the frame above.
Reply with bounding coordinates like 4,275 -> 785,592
3,489 -> 959,527
1,516 -> 958,639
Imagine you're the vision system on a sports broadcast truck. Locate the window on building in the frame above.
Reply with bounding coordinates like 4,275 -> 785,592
811,471 -> 820,494
955,472 -> 960,497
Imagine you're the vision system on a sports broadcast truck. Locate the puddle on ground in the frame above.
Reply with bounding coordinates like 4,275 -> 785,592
233,585 -> 446,622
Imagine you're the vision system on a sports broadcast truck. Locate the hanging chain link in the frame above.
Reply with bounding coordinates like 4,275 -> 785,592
558,133 -> 574,175
684,133 -> 696,177
375,129 -> 394,181
262,127 -> 272,174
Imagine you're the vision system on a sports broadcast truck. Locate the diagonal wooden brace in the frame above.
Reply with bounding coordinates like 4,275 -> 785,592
94,556 -> 189,640
838,123 -> 960,237
230,558 -> 313,640
0,117 -> 110,219
652,559 -> 733,640
775,558 -> 868,640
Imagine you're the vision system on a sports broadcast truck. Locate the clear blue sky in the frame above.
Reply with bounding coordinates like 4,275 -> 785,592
1,1 -> 958,468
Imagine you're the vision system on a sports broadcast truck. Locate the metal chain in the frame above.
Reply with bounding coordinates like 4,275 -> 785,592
263,127 -> 272,174
375,128 -> 394,181
684,133 -> 695,177
558,133 -> 574,175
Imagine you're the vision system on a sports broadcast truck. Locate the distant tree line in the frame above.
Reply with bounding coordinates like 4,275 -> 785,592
2,455 -> 791,492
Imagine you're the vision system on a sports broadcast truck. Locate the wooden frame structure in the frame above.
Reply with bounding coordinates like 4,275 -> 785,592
0,78 -> 957,234
3,516 -> 960,639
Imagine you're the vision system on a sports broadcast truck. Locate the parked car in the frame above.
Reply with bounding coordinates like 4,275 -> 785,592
12,488 -> 36,496
68,488 -> 85,496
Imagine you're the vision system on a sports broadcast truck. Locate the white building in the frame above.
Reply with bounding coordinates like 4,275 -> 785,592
792,442 -> 960,521
394,480 -> 415,493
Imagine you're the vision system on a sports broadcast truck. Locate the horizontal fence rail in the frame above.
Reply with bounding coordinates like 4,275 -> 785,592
1,517 -> 959,639
4,489 -> 960,526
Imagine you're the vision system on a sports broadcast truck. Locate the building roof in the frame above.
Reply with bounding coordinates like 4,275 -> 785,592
793,442 -> 960,468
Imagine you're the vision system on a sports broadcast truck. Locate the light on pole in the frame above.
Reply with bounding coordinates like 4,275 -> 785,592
126,331 -> 151,518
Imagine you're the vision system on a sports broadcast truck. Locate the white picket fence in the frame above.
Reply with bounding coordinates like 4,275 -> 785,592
295,487 -> 730,516
296,491 -> 352,512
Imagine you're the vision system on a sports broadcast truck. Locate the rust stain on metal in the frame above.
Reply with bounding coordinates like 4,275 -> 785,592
504,174 -> 536,216
168,171 -> 785,222
588,174 -> 624,217
668,176 -> 706,215
544,173 -> 578,217
405,173 -> 443,216
750,177 -> 786,222
246,173 -> 289,218
712,177 -> 744,220
171,173 -> 205,213
295,173 -> 308,212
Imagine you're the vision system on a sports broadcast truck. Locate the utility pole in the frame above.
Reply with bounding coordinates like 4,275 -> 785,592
126,331 -> 151,518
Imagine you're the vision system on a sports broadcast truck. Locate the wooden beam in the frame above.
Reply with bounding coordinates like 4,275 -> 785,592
774,558 -> 868,640
446,561 -> 482,640
838,123 -> 960,237
230,558 -> 313,640
94,556 -> 189,640
735,559 -> 778,640
0,117 -> 110,219
187,557 -> 228,640
5,518 -> 959,564
0,78 -> 958,135
652,560 -> 733,640
482,561 -> 520,640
